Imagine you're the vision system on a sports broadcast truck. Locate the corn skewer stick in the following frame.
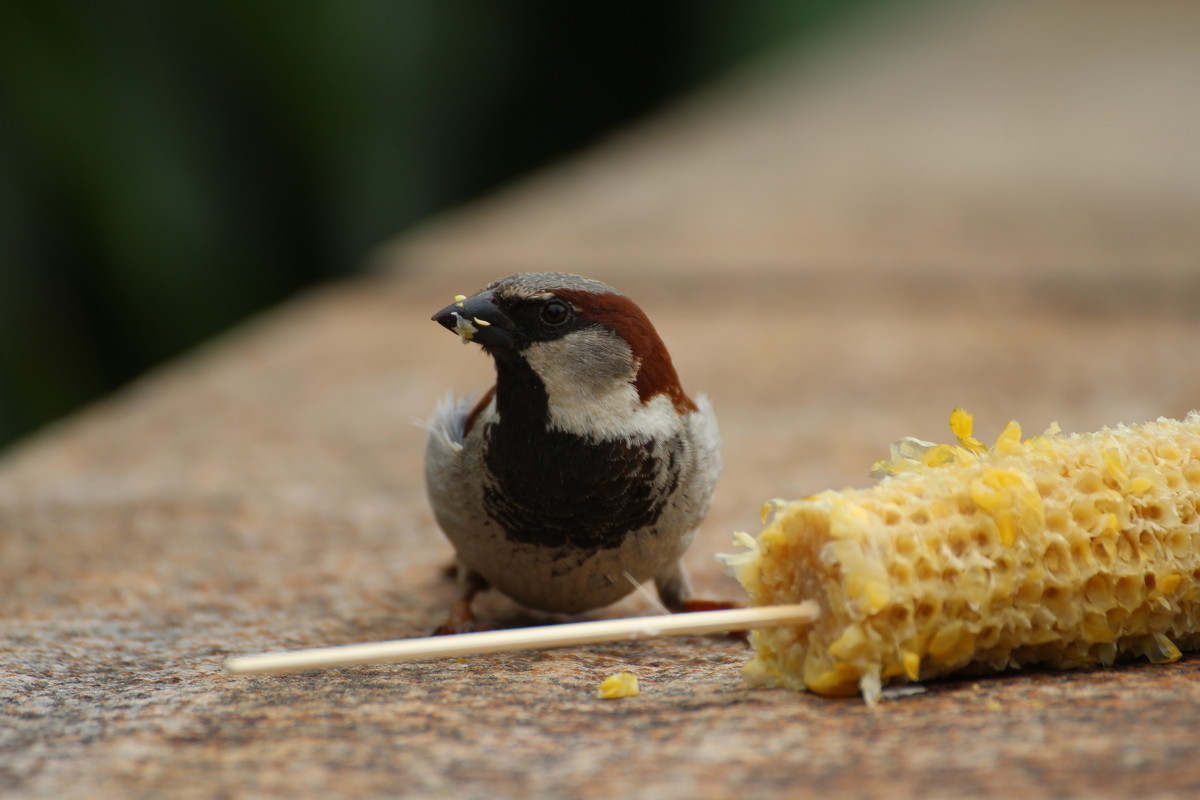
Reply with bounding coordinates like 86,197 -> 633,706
225,603 -> 819,676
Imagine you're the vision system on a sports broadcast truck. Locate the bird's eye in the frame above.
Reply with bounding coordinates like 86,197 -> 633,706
540,300 -> 570,326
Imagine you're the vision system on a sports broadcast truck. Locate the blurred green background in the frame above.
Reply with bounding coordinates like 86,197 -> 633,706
0,0 -> 888,450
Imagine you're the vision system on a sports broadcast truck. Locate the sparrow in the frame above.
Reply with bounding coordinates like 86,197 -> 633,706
424,272 -> 724,633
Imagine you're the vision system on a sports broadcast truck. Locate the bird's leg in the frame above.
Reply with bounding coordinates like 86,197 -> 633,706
654,560 -> 694,612
655,561 -> 747,640
655,560 -> 743,612
677,597 -> 746,613
432,566 -> 490,635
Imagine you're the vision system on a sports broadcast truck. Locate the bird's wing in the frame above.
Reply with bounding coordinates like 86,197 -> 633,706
689,393 -> 722,479
425,393 -> 474,454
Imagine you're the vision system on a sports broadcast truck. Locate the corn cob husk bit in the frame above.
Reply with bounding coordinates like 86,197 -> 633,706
720,409 -> 1200,705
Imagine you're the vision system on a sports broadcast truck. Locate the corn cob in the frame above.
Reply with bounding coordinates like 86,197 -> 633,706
722,409 -> 1200,705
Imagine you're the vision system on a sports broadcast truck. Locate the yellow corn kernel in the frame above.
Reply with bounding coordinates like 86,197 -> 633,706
828,624 -> 869,660
1104,448 -> 1130,487
902,650 -> 921,680
994,420 -> 1023,454
1147,633 -> 1182,665
729,410 -> 1200,704
950,406 -> 987,455
1130,476 -> 1155,496
596,671 -> 640,699
1160,573 -> 1183,595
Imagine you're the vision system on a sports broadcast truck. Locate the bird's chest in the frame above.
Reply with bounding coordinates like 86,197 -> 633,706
479,420 -> 681,552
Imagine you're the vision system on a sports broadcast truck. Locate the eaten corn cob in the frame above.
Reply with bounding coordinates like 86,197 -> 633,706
722,409 -> 1200,705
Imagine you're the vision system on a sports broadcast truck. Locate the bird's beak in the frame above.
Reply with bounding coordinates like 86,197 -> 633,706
432,289 -> 516,348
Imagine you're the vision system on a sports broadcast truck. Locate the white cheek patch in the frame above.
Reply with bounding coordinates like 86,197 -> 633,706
521,332 -> 681,441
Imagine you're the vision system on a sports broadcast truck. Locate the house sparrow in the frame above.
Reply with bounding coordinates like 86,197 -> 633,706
425,272 -> 723,633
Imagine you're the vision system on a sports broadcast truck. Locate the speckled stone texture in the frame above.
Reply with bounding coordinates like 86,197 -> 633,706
4,2 -> 1200,798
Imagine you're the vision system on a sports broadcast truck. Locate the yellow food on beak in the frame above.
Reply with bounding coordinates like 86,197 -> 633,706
450,312 -> 478,344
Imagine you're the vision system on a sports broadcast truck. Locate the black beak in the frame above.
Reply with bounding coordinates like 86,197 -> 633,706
431,289 -> 516,349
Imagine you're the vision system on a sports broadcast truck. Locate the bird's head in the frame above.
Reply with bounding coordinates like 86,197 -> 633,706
433,272 -> 696,434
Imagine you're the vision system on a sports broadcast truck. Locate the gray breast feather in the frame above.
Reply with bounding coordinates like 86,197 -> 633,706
426,393 -> 472,454
683,393 -> 722,512
424,393 -> 481,541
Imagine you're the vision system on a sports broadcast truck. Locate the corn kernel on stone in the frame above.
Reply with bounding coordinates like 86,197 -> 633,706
724,410 -> 1200,704
596,671 -> 640,699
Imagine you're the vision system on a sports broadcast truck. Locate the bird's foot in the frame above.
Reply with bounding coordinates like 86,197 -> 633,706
676,598 -> 744,613
431,598 -> 493,636
675,598 -> 750,643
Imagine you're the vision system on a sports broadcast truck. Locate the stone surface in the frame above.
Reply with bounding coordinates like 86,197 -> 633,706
4,1 -> 1200,798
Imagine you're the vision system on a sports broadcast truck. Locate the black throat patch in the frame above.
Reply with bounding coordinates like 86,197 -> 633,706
480,353 -> 679,552
483,424 -> 678,552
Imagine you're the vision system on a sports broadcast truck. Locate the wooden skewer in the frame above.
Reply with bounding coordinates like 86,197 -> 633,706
224,603 -> 820,676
